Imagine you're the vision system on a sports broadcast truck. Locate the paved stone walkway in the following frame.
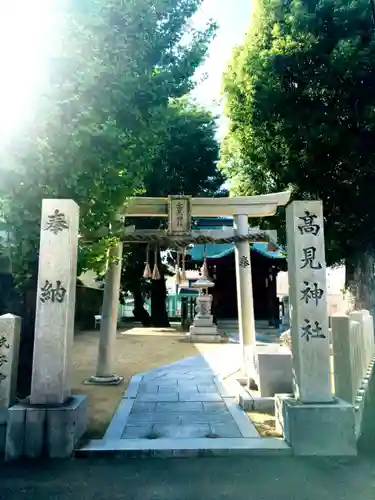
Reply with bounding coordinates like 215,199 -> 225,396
106,346 -> 258,440
80,346 -> 290,455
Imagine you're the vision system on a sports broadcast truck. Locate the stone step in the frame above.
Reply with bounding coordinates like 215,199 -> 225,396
76,437 -> 291,458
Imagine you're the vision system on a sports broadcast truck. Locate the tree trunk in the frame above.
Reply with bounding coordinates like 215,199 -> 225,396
346,251 -> 375,316
149,248 -> 170,327
345,257 -> 356,290
151,276 -> 170,327
17,286 -> 37,398
131,287 -> 151,327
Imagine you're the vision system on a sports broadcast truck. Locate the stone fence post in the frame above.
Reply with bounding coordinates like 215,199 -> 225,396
0,314 -> 21,420
332,310 -> 375,404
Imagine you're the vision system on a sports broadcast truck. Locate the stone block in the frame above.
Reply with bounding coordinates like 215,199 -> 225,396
189,326 -> 219,335
5,404 -> 26,461
257,347 -> 293,397
275,394 -> 356,456
188,331 -> 222,343
238,392 -> 253,411
47,395 -> 88,458
5,395 -> 87,460
252,397 -> 275,412
193,317 -> 214,327
24,407 -> 45,458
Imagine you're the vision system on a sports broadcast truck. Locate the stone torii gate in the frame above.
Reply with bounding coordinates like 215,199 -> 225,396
92,191 -> 291,383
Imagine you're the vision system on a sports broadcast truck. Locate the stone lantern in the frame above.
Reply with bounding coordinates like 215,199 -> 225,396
187,258 -> 221,343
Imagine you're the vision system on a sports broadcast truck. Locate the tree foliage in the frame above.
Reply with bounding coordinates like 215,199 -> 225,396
221,0 -> 375,308
120,98 -> 223,326
0,0 -> 215,289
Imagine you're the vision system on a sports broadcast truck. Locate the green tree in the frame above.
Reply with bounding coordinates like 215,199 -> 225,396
121,98 -> 224,326
0,0 -> 215,394
221,0 -> 375,311
0,0 -> 215,290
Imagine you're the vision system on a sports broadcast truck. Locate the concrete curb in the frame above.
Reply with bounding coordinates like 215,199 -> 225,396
122,374 -> 143,399
104,399 -> 135,440
76,437 -> 291,458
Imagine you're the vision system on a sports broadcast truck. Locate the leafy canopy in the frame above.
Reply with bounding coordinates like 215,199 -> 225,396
121,97 -> 223,298
0,0 -> 215,286
221,0 -> 375,266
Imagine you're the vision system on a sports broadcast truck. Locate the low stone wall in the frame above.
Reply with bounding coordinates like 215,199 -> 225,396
331,310 -> 375,436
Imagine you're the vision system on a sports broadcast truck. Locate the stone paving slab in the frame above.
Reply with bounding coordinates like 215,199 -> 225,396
203,402 -> 227,412
122,425 -> 153,439
152,423 -> 211,439
127,413 -> 183,425
132,403 -> 157,413
210,423 -> 242,438
179,393 -> 222,402
156,402 -> 203,412
198,384 -> 218,393
136,394 -> 179,402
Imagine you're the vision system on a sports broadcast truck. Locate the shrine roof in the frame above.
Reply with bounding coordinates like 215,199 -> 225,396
187,242 -> 285,262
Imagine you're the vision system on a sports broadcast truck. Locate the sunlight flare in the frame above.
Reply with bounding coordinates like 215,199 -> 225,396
0,1 -> 57,139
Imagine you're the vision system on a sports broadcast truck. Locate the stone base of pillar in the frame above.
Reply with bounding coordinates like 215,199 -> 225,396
192,316 -> 214,327
187,326 -> 222,343
187,334 -> 222,343
5,395 -> 88,460
85,375 -> 124,386
275,394 -> 357,456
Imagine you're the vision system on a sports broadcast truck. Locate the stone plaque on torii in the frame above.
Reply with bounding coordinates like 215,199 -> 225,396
168,195 -> 192,235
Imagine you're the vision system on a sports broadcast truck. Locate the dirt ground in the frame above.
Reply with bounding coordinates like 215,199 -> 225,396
72,325 -> 219,438
248,411 -> 281,437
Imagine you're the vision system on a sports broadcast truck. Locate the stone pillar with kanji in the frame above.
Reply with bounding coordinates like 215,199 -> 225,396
31,199 -> 80,405
285,200 -> 332,403
275,201 -> 356,457
5,199 -> 87,461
